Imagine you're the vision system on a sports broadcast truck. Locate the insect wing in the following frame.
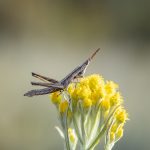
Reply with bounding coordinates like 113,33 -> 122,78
24,87 -> 61,97
32,72 -> 59,83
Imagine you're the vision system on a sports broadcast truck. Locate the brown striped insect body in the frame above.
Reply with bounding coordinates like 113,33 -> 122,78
24,48 -> 100,97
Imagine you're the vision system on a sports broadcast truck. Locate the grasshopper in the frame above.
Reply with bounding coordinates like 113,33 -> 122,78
24,48 -> 100,97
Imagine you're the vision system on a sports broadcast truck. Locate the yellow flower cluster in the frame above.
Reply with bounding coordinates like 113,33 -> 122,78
67,74 -> 122,109
110,123 -> 124,143
68,74 -> 104,107
49,74 -> 129,150
108,107 -> 128,143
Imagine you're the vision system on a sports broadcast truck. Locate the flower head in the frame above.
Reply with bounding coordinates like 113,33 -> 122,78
49,74 -> 129,150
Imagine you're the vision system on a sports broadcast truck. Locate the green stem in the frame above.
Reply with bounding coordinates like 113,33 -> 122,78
81,108 -> 86,149
64,107 -> 70,150
72,113 -> 83,145
87,123 -> 106,150
105,144 -> 113,150
86,105 -> 120,150
90,108 -> 101,138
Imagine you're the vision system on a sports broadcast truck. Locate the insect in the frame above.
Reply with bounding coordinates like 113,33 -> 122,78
24,48 -> 100,97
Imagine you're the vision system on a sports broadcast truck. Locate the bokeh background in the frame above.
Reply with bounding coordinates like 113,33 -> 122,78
0,0 -> 150,150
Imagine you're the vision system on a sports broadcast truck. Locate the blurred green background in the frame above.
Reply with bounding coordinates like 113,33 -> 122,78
0,0 -> 150,150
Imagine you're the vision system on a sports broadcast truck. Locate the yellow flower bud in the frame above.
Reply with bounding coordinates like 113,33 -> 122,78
80,78 -> 89,86
115,108 -> 128,124
88,74 -> 104,90
67,83 -> 75,95
59,100 -> 69,113
70,89 -> 79,101
110,92 -> 122,106
50,91 -> 61,104
100,96 -> 110,111
83,98 -> 92,108
78,85 -> 91,100
105,81 -> 118,96
110,132 -> 115,143
116,127 -> 124,139
111,123 -> 118,133
68,128 -> 76,143
91,88 -> 104,105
